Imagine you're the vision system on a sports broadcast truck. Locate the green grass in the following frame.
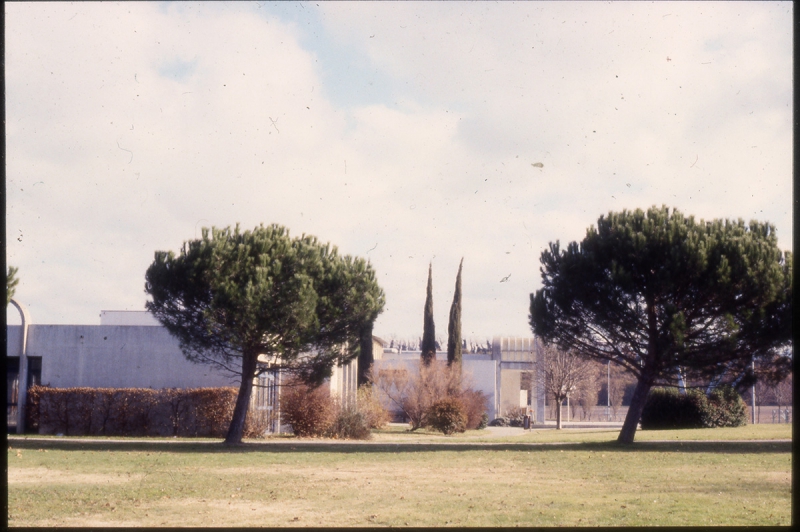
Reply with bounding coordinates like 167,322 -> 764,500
7,424 -> 792,527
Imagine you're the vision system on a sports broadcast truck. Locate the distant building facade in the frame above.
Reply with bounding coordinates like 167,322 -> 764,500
7,303 -> 543,435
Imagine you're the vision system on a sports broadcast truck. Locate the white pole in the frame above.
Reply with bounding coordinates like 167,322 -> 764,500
607,361 -> 610,421
751,360 -> 756,425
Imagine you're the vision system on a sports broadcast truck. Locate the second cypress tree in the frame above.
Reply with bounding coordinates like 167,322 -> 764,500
447,258 -> 463,367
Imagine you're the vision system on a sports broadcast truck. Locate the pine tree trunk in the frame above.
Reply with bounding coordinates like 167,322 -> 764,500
224,352 -> 258,445
617,374 -> 654,444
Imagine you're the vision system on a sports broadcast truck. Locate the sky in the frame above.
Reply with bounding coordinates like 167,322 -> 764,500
5,1 -> 794,343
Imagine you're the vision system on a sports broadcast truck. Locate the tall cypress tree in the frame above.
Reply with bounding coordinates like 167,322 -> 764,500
447,258 -> 463,367
421,263 -> 436,365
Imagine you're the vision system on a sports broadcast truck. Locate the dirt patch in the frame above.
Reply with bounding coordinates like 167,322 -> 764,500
145,497 -> 316,527
39,516 -> 145,528
9,467 -> 144,485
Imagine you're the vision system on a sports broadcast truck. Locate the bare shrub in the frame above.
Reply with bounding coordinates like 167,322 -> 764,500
371,361 -> 462,430
370,361 -> 487,430
280,377 -> 336,437
459,388 -> 490,430
243,408 -> 271,439
356,385 -> 389,429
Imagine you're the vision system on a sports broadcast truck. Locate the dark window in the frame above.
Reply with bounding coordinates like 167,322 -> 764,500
27,357 -> 42,388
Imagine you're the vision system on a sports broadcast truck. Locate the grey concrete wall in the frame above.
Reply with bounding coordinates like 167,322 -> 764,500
11,324 -> 237,389
7,326 -> 23,358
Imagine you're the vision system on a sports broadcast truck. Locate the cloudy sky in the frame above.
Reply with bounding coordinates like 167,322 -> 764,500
5,1 -> 793,342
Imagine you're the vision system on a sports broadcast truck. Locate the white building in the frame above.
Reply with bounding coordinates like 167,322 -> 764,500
7,302 -> 542,434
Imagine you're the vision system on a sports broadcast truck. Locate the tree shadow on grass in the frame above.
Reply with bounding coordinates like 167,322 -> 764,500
7,437 -> 791,455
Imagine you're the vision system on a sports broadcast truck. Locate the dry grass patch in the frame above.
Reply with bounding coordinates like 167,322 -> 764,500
7,435 -> 791,527
9,466 -> 144,485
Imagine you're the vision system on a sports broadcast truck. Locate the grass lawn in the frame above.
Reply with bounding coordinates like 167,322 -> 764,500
7,424 -> 791,527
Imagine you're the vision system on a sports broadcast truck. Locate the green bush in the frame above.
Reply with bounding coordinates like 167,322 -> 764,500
704,385 -> 748,428
505,406 -> 527,428
427,397 -> 468,435
641,385 -> 748,430
488,417 -> 509,427
640,387 -> 704,429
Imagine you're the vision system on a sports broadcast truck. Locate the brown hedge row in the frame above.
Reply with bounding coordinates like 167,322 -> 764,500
25,386 -> 269,438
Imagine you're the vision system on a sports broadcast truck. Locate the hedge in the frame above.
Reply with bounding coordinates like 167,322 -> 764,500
25,386 -> 269,438
641,385 -> 748,430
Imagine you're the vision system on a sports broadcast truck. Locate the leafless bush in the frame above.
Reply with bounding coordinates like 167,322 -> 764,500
370,361 -> 486,430
459,388 -> 490,429
356,385 -> 390,429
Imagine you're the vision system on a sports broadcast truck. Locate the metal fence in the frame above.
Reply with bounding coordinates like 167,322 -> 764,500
749,406 -> 792,424
545,403 -> 792,424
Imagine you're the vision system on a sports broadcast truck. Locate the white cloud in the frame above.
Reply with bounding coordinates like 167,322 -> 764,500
5,1 -> 792,340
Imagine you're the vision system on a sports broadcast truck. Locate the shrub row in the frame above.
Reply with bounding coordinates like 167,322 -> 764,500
640,385 -> 748,430
25,385 -> 268,438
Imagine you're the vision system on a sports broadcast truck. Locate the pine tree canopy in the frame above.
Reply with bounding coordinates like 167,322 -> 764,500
7,266 -> 19,306
145,223 -> 385,443
530,206 -> 792,442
